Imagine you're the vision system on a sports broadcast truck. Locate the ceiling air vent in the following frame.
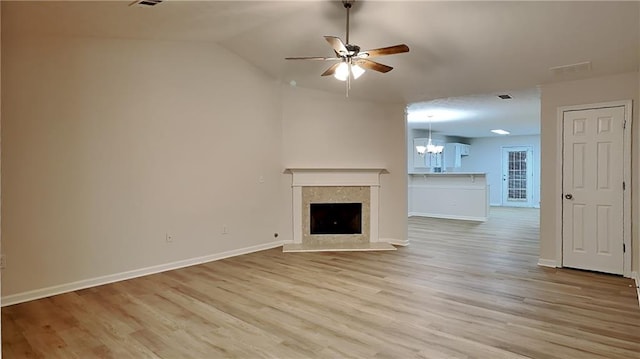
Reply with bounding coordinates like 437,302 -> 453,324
497,94 -> 512,100
549,61 -> 591,76
129,0 -> 163,7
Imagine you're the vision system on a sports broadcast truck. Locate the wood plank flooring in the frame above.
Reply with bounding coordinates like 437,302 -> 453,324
3,207 -> 640,358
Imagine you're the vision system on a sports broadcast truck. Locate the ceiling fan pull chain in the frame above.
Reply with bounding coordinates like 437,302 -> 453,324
346,74 -> 350,98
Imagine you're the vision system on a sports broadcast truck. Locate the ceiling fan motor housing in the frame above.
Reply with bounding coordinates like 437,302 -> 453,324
345,44 -> 360,56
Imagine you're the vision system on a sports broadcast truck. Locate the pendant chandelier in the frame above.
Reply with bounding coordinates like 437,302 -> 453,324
416,117 -> 443,156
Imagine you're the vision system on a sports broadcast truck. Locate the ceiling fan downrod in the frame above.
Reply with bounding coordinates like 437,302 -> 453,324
343,0 -> 352,45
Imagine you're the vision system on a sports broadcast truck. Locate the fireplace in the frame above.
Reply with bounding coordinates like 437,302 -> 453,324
310,203 -> 362,235
284,168 -> 391,251
301,185 -> 369,245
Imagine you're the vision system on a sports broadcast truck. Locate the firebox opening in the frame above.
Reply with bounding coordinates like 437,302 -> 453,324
310,203 -> 362,235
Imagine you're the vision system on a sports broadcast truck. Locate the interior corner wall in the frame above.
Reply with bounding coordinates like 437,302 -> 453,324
1,32 -> 285,299
539,72 -> 639,270
280,86 -> 407,245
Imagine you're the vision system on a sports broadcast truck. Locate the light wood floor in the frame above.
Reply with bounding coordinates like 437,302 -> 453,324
3,207 -> 640,358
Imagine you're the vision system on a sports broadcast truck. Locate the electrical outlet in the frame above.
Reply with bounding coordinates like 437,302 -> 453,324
166,233 -> 173,243
222,226 -> 228,235
0,255 -> 6,269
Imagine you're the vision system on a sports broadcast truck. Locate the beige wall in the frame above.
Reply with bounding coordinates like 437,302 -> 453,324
280,86 -> 407,244
539,72 -> 639,273
1,33 -> 285,296
1,32 -> 409,300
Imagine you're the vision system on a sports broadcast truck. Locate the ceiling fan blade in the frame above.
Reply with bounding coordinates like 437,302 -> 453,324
285,56 -> 341,61
354,59 -> 393,73
321,63 -> 342,77
359,44 -> 410,58
324,36 -> 348,55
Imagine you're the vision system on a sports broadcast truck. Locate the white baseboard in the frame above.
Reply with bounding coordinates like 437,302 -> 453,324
490,204 -> 540,209
2,240 -> 285,307
383,238 -> 409,246
409,212 -> 487,222
537,258 -> 558,268
633,271 -> 640,307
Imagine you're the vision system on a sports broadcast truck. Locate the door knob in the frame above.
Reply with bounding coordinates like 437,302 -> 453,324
565,194 -> 573,200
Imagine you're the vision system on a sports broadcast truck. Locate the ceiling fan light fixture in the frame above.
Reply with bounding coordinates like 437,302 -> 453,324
334,62 -> 350,81
426,139 -> 444,154
351,64 -> 365,79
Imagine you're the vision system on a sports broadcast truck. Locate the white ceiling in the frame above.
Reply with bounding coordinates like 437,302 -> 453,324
407,87 -> 540,138
4,1 -> 639,138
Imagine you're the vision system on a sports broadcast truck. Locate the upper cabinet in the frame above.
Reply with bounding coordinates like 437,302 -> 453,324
444,143 -> 470,168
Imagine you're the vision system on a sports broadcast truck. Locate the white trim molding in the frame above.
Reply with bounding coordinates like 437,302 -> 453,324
537,258 -> 559,268
409,212 -> 488,222
286,168 -> 387,187
2,241 -> 284,307
383,237 -> 409,246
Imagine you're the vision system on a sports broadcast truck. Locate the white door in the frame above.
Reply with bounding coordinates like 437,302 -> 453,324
562,106 -> 625,274
501,146 -> 533,207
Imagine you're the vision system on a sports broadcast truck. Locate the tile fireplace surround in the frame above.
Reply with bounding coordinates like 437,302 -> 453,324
283,168 -> 396,252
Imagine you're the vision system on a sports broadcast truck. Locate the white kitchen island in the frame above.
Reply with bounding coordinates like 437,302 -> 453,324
408,172 -> 489,221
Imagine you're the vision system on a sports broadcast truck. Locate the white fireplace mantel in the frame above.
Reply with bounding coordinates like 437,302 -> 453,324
285,168 -> 387,187
284,168 -> 388,248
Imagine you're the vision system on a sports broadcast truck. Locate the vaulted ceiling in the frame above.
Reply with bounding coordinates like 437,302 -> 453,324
4,1 -> 639,137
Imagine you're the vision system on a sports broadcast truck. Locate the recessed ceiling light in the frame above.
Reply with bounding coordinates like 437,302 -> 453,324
491,129 -> 510,135
497,94 -> 512,100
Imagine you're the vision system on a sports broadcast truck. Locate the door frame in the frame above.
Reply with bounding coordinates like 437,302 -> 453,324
501,145 -> 534,207
555,100 -> 632,277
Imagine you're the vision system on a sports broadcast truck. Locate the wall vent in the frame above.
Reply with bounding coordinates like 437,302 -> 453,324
549,61 -> 592,76
129,0 -> 164,7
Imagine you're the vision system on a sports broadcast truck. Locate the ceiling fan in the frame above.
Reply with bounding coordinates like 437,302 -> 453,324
285,0 -> 410,84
